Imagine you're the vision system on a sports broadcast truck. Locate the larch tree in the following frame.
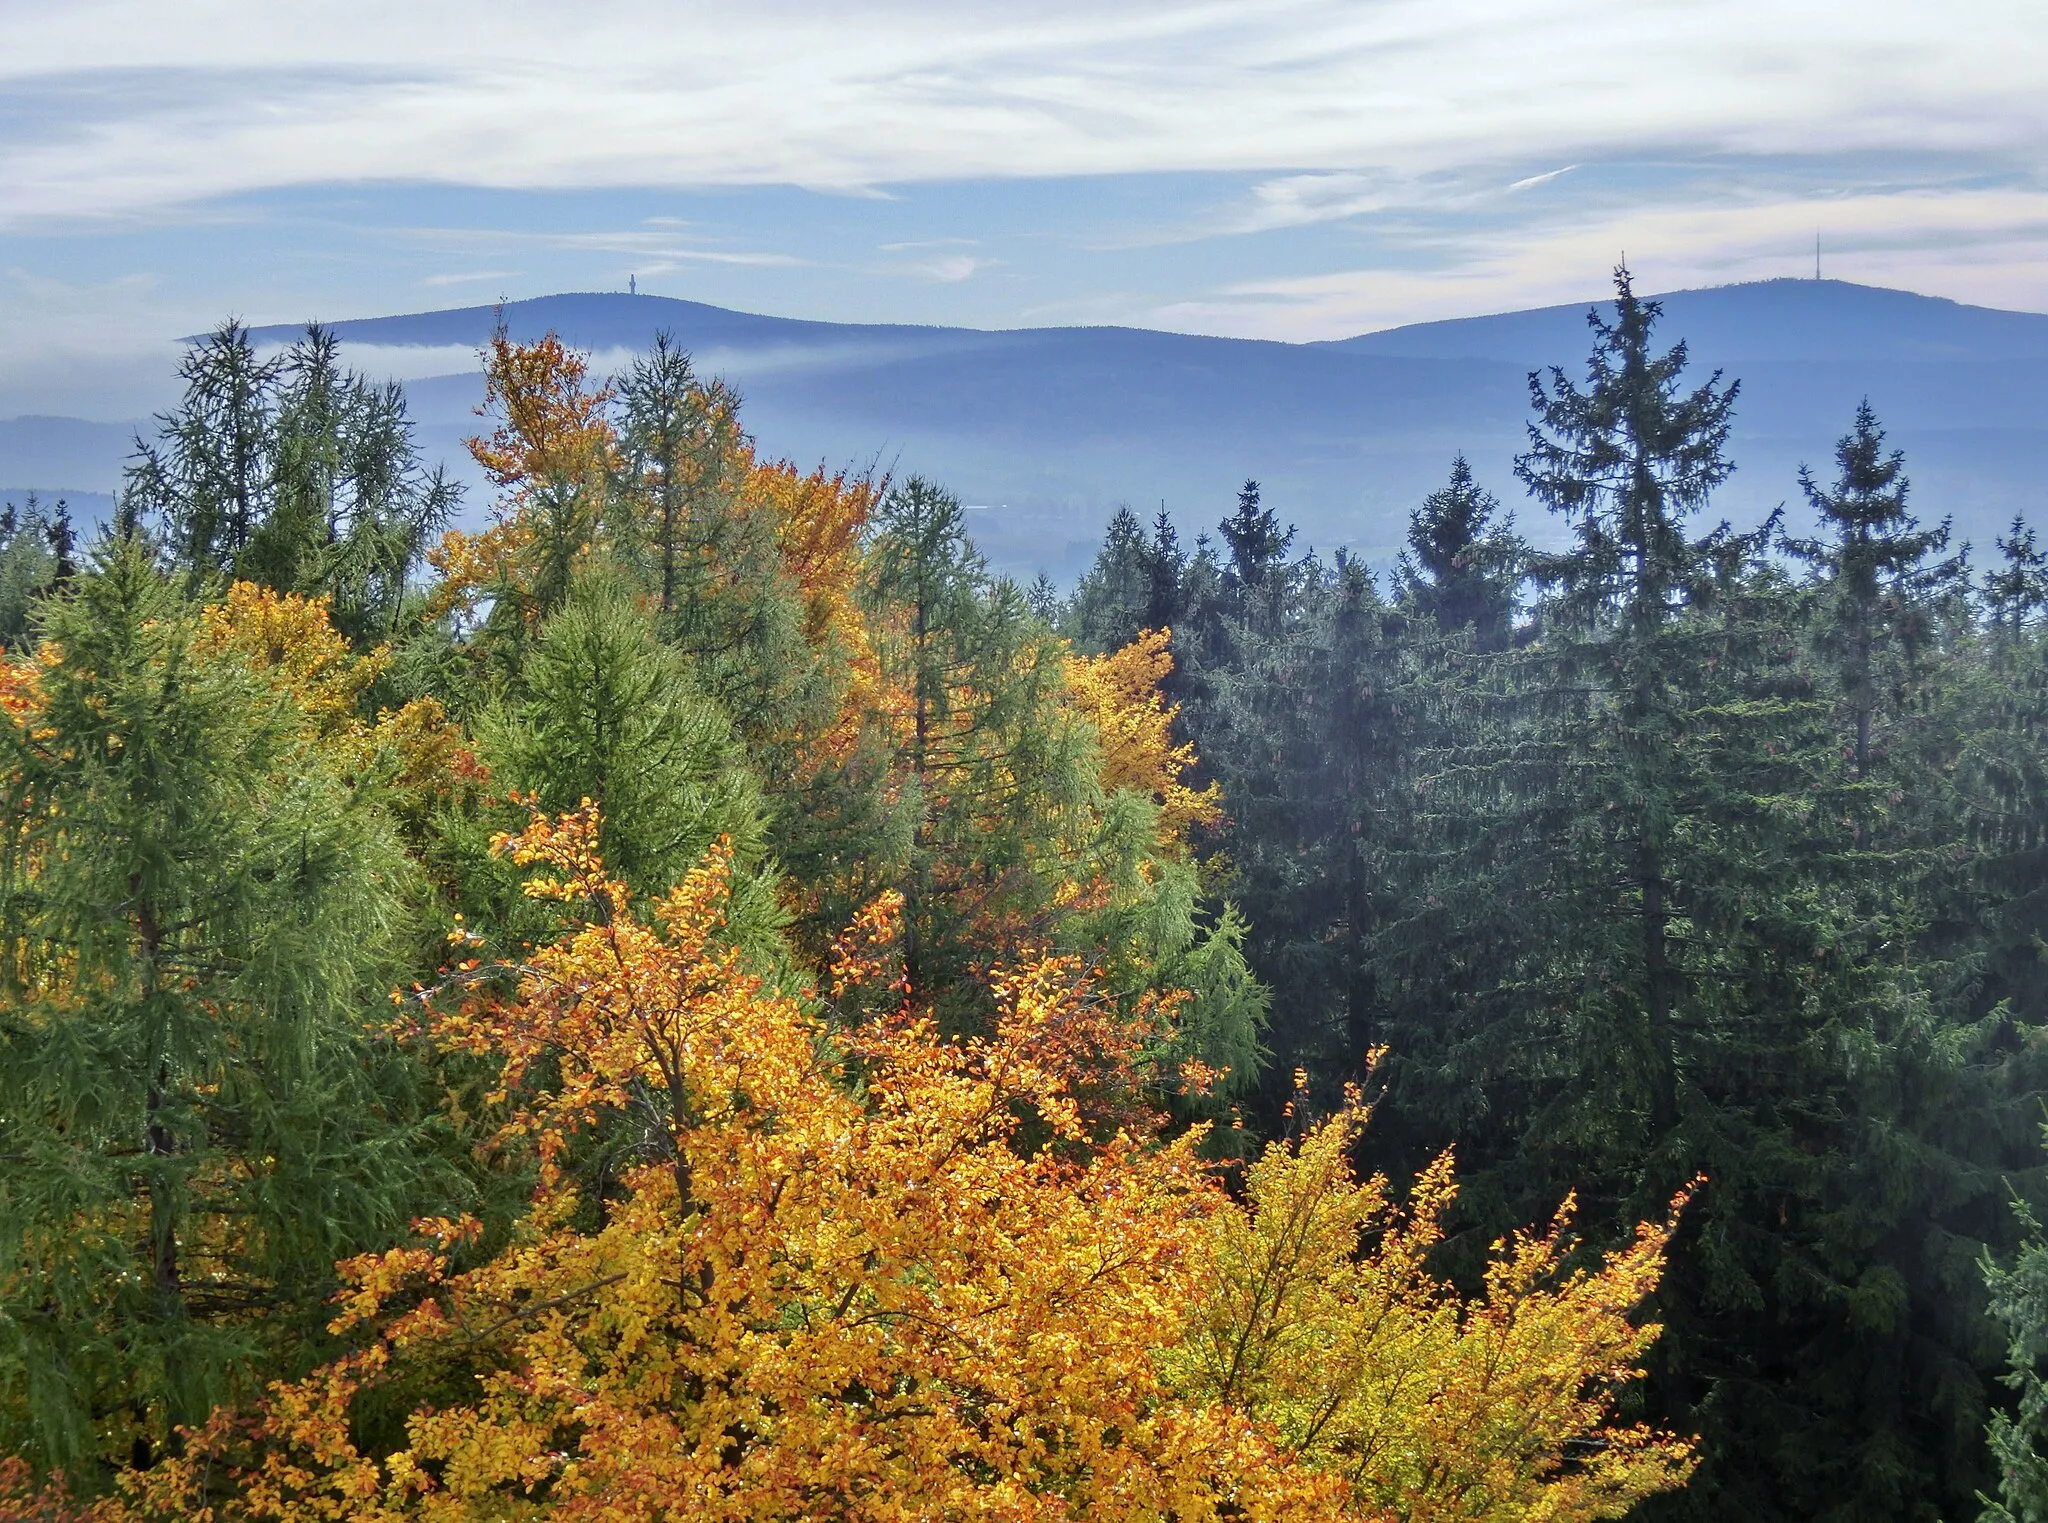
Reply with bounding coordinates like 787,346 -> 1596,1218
0,544 -> 458,1478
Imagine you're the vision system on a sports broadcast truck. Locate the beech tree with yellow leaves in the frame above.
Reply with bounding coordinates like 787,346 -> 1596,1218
121,806 -> 1691,1523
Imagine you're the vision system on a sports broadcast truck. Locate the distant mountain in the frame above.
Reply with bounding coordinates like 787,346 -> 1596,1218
8,280 -> 2045,579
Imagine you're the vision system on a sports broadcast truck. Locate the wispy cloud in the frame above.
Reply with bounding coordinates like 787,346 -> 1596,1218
3,2 -> 2044,225
422,268 -> 518,287
1508,165 -> 1577,193
893,254 -> 996,283
398,225 -> 810,269
1154,181 -> 2048,340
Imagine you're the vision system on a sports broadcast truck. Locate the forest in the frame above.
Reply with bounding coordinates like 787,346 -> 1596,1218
2,266 -> 2046,1523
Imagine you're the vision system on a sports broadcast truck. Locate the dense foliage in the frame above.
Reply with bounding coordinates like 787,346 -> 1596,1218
1059,268 -> 2048,1522
2,268 -> 2043,1520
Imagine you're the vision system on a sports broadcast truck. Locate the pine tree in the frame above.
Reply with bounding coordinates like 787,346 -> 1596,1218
1202,550 -> 1405,1121
864,477 -> 1082,1016
1142,505 -> 1187,639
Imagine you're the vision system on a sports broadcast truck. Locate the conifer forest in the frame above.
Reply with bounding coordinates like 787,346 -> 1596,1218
8,266 -> 2048,1523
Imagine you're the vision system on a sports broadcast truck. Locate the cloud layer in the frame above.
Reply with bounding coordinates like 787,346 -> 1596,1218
0,0 -> 2044,415
7,1 -> 2045,220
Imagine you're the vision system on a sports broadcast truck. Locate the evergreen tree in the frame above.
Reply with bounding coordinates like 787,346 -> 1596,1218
864,477 -> 1085,1017
1787,399 -> 1965,780
1394,454 -> 1523,649
1063,504 -> 1151,654
0,543 -> 453,1477
0,496 -> 58,648
478,564 -> 776,942
1987,518 -> 2048,631
1986,1168 -> 2048,1523
1217,479 -> 1294,639
1201,550 -> 1405,1122
614,335 -> 827,750
129,322 -> 455,639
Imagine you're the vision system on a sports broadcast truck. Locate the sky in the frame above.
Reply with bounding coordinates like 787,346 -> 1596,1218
5,0 -> 2048,416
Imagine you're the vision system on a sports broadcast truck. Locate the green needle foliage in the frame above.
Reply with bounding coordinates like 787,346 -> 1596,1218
0,542 -> 457,1477
1075,266 -> 2048,1520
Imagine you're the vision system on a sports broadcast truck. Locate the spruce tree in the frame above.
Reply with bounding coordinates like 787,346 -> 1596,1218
1987,518 -> 2048,632
1394,454 -> 1523,649
1063,504 -> 1151,654
1787,399 -> 1965,780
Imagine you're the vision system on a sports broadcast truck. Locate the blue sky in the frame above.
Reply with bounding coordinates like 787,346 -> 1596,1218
5,0 -> 2047,416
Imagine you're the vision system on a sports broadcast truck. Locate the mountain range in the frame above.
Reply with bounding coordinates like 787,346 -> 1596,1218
5,278 -> 2045,579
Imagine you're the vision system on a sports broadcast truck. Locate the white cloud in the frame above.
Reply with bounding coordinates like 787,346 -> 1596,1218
891,254 -> 995,283
2,2 -> 2044,223
1508,166 -> 1578,193
421,269 -> 519,287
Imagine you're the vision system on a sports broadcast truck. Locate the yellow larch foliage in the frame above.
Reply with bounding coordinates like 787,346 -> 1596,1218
741,460 -> 886,761
0,645 -> 56,735
194,581 -> 486,820
196,581 -> 388,742
130,809 -> 1695,1523
467,330 -> 616,493
1066,627 -> 1222,843
432,331 -> 618,620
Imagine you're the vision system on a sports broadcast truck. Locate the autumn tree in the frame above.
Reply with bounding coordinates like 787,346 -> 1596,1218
134,808 -> 1693,1523
440,329 -> 617,629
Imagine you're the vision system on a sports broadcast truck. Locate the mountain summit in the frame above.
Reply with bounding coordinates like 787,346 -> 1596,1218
10,279 -> 2046,577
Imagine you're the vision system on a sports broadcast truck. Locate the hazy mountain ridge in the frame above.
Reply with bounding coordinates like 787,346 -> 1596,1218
7,279 -> 2045,578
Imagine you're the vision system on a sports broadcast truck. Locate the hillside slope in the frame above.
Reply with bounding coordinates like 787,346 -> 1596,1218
7,280 -> 2043,577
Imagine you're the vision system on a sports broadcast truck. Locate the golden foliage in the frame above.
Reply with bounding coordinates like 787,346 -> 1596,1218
130,812 -> 1694,1523
194,581 -> 486,819
741,461 -> 886,760
1170,1086 -> 1697,1522
196,582 -> 388,741
0,1458 -> 125,1523
1065,627 -> 1222,843
432,332 -> 619,620
467,331 -> 616,493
